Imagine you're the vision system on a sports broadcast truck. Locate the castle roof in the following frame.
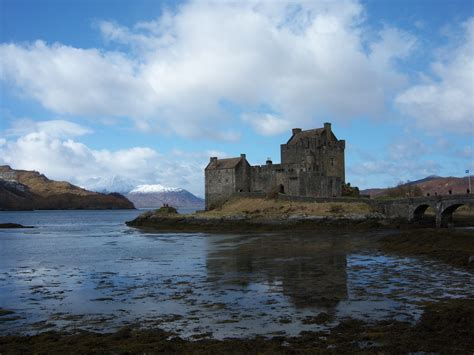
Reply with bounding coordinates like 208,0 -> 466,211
286,128 -> 325,145
206,157 -> 243,170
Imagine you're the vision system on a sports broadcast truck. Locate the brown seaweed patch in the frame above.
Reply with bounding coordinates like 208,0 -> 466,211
0,309 -> 15,317
302,312 -> 333,325
378,229 -> 474,270
0,299 -> 473,353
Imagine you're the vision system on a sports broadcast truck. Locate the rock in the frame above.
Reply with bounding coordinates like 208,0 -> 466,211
154,206 -> 179,215
0,223 -> 33,229
224,214 -> 247,221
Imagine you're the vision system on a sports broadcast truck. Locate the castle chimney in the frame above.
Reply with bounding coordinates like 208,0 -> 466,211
240,154 -> 246,159
210,157 -> 218,162
266,157 -> 272,165
324,122 -> 332,141
292,128 -> 302,135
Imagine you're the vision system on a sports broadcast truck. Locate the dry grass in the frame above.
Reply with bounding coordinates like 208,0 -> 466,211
15,170 -> 95,196
423,205 -> 474,216
455,205 -> 474,215
195,197 -> 373,218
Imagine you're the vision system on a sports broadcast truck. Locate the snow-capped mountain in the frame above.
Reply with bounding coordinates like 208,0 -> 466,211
81,177 -> 203,210
82,175 -> 137,194
129,184 -> 184,194
126,184 -> 204,210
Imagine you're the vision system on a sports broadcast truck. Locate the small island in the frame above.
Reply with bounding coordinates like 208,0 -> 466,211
127,126 -> 474,231
126,196 -> 385,232
0,223 -> 33,229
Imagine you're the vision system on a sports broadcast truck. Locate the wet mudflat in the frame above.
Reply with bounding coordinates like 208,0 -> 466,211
0,211 -> 473,352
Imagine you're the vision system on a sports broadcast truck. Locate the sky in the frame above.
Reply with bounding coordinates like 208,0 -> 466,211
0,0 -> 473,197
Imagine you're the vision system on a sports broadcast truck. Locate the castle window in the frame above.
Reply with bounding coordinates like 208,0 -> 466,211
331,158 -> 334,167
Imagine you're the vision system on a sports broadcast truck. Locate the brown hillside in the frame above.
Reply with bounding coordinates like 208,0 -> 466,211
0,165 -> 134,211
0,165 -> 95,197
361,176 -> 472,198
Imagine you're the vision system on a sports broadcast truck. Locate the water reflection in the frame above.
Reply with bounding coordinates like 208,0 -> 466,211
206,234 -> 348,309
0,211 -> 473,339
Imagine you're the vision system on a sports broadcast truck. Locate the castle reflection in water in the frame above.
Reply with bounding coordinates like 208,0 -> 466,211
205,233 -> 348,310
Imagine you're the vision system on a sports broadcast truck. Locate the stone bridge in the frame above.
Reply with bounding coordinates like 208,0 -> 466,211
232,192 -> 474,227
377,194 -> 474,227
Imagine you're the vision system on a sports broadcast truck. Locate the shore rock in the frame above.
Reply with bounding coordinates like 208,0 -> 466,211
0,223 -> 33,229
126,210 -> 385,233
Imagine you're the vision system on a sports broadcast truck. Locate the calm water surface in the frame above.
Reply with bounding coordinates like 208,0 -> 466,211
0,210 -> 473,339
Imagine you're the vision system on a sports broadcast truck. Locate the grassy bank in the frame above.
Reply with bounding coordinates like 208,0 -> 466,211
196,197 -> 375,218
126,197 -> 384,232
128,197 -> 474,232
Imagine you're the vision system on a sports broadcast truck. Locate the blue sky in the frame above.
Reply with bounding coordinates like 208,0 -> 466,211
0,0 -> 473,196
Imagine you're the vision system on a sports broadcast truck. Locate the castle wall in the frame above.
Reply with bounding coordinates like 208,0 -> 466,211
321,141 -> 345,182
205,125 -> 346,209
205,168 -> 236,210
235,160 -> 251,193
283,172 -> 340,197
246,167 -> 342,197
249,164 -> 285,193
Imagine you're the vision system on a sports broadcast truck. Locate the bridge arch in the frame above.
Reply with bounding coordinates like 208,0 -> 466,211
437,203 -> 465,227
412,204 -> 431,220
411,202 -> 437,223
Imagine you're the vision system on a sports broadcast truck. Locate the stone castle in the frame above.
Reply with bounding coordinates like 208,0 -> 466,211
205,123 -> 345,210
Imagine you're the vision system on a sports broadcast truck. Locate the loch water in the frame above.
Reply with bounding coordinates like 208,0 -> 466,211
0,210 -> 473,339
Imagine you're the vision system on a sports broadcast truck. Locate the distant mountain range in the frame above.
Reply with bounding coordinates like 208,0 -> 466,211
3,166 -> 466,211
126,184 -> 204,209
0,166 -> 134,211
361,175 -> 472,197
0,166 -> 204,211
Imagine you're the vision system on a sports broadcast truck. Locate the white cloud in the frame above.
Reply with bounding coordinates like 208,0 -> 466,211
348,158 -> 441,188
395,18 -> 474,134
242,113 -> 292,136
388,138 -> 429,160
0,121 -> 206,196
347,132 -> 474,189
0,0 -> 415,139
6,119 -> 92,137
0,41 -> 151,118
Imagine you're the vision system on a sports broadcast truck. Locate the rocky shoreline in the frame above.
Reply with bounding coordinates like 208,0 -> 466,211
1,298 -> 472,354
0,223 -> 33,229
126,195 -> 474,232
125,212 -> 390,232
3,208 -> 473,353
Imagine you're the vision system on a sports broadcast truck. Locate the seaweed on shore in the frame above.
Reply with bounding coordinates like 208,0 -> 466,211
378,228 -> 474,270
1,299 -> 472,354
